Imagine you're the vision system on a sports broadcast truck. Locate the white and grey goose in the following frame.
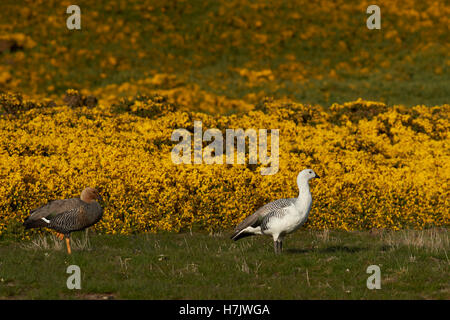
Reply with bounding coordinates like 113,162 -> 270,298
231,169 -> 320,254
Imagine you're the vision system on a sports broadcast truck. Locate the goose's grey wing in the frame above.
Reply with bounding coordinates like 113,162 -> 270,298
23,198 -> 84,229
260,207 -> 289,232
49,205 -> 89,234
233,198 -> 296,233
252,198 -> 296,219
27,198 -> 83,221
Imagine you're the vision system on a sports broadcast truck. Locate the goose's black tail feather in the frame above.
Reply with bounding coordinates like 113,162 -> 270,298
23,217 -> 47,229
231,230 -> 255,241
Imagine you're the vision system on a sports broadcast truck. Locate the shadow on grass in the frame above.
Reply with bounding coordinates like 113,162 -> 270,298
286,245 -> 367,254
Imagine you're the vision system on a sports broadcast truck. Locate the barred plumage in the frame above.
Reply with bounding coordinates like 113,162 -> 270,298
253,198 -> 296,219
260,208 -> 289,232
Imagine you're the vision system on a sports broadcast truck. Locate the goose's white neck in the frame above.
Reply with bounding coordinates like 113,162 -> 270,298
297,179 -> 310,196
295,179 -> 312,212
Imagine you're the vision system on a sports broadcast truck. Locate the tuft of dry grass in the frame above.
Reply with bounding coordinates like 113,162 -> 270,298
21,230 -> 92,252
381,228 -> 449,253
313,229 -> 331,243
21,234 -> 64,251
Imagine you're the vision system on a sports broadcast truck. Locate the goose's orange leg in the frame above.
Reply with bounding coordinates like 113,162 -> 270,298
65,237 -> 72,255
55,232 -> 64,240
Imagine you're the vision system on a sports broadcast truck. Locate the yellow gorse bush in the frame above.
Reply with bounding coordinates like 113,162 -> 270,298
0,92 -> 448,238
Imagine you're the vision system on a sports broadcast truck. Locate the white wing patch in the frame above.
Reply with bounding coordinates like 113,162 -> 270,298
41,217 -> 50,224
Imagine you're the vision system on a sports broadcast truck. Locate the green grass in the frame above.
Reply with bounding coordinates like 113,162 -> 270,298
0,229 -> 448,299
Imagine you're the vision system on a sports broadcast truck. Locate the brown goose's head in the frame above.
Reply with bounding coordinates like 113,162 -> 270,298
80,187 -> 102,203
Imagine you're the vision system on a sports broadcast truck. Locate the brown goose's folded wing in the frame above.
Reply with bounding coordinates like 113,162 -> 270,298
23,198 -> 83,228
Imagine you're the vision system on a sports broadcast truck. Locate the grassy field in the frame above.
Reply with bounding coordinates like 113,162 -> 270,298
0,0 -> 448,301
0,229 -> 448,299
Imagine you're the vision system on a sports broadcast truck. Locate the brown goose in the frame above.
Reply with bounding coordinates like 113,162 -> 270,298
23,187 -> 103,254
